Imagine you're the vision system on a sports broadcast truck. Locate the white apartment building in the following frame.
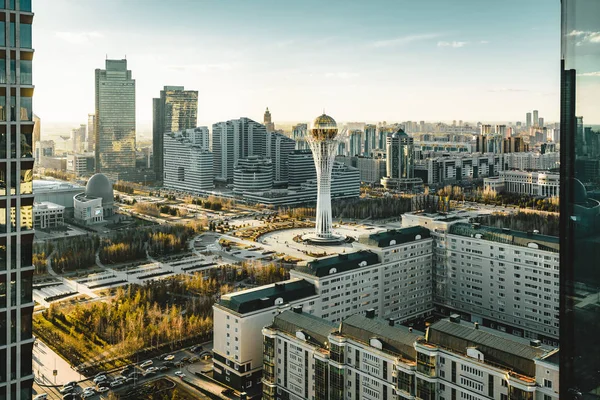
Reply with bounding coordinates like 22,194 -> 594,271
33,202 -> 64,229
422,153 -> 503,185
484,170 -> 560,197
290,226 -> 434,325
212,279 -> 320,398
262,311 -> 558,400
442,222 -> 560,344
402,212 -> 560,345
504,152 -> 559,171
163,129 -> 214,192
66,153 -> 95,177
213,226 -> 435,398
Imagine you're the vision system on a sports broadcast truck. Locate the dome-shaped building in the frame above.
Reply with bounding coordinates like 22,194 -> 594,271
73,173 -> 115,224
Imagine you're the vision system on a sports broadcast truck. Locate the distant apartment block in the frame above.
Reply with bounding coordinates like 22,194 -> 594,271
163,128 -> 213,192
484,170 -> 560,197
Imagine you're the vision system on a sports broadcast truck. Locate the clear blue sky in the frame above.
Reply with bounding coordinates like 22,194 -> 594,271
33,0 -> 561,127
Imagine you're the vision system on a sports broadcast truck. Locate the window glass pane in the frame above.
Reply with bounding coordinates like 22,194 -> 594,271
9,59 -> 15,84
9,0 -> 15,10
21,271 -> 31,304
19,97 -> 32,121
0,238 -> 6,271
0,59 -> 5,84
0,275 -> 5,308
0,22 -> 4,47
20,163 -> 32,194
19,0 -> 31,12
9,22 -> 15,47
19,23 -> 31,48
21,132 -> 31,158
20,60 -> 31,85
0,97 -> 5,122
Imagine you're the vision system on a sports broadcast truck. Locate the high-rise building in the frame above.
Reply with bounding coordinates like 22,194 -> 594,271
71,124 -> 86,153
163,128 -> 213,192
0,1 -> 35,397
533,109 -> 539,126
560,1 -> 600,398
526,112 -> 532,128
211,117 -> 267,183
265,132 -> 295,183
152,86 -> 198,182
539,117 -> 545,127
306,113 -> 340,243
94,59 -> 136,174
495,124 -> 507,137
348,129 -> 362,156
381,128 -> 422,190
263,107 -> 275,132
288,149 -> 316,187
292,123 -> 308,150
86,114 -> 95,152
233,156 -> 273,194
364,124 -> 376,155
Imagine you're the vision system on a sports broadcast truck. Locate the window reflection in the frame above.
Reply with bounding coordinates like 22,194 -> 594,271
9,22 -> 15,48
20,60 -> 32,85
20,205 -> 32,230
21,132 -> 32,158
0,162 -> 5,196
20,0 -> 32,12
0,97 -> 6,122
9,60 -> 15,85
20,162 -> 32,194
0,238 -> 6,271
21,234 -> 32,269
20,24 -> 32,49
0,275 -> 5,308
0,22 -> 5,47
21,271 -> 32,304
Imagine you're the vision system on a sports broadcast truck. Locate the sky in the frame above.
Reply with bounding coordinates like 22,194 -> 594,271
33,0 -> 561,132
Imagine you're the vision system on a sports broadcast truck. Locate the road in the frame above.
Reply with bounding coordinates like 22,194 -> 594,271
32,342 -> 213,400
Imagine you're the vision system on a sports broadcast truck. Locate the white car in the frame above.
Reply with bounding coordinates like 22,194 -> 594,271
33,395 -> 48,400
140,360 -> 153,368
93,375 -> 107,384
163,354 -> 175,361
97,386 -> 110,393
174,371 -> 185,378
146,366 -> 159,373
82,391 -> 95,398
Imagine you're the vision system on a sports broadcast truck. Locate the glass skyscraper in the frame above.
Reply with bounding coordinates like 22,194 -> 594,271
560,0 -> 600,398
152,86 -> 198,182
94,59 -> 136,174
0,0 -> 34,398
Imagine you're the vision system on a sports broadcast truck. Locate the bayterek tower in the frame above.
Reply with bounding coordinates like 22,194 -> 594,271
305,113 -> 343,244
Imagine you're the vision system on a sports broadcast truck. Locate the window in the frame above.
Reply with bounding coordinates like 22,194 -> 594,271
544,379 -> 553,389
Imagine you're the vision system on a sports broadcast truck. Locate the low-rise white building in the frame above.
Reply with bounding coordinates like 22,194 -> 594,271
163,129 -> 214,192
33,202 -> 64,229
484,170 -> 560,197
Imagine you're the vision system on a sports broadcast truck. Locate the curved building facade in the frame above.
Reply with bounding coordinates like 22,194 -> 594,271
73,173 -> 115,224
233,156 -> 273,194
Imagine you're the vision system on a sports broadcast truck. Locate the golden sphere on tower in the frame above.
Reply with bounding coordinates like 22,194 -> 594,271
310,113 -> 338,141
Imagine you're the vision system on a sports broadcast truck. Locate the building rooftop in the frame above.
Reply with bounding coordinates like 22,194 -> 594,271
33,180 -> 84,193
339,314 -> 422,360
427,318 -> 555,376
448,222 -> 559,253
359,226 -> 431,248
271,310 -> 337,349
33,201 -> 65,210
218,278 -> 316,314
296,250 -> 379,278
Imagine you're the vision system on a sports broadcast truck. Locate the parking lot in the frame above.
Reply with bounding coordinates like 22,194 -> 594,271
32,344 -> 212,399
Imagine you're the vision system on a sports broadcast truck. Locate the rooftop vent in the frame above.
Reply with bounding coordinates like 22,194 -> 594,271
530,339 -> 542,347
408,327 -> 413,333
292,305 -> 303,314
474,322 -> 479,330
365,309 -> 376,319
449,314 -> 461,323
388,318 -> 395,327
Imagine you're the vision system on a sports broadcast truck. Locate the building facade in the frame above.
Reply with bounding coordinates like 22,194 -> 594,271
262,312 -> 558,400
67,153 -> 95,177
485,170 -> 560,197
266,132 -> 295,184
292,123 -> 308,150
33,202 -> 64,229
94,59 -> 136,174
233,156 -> 273,194
152,86 -> 198,182
0,1 -> 35,397
421,153 -> 503,185
288,150 -> 316,187
163,128 -> 213,192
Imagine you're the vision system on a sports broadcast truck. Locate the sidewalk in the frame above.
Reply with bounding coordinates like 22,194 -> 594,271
33,339 -> 82,385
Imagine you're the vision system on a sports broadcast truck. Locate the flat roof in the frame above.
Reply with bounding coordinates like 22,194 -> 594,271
218,278 -> 316,314
296,250 -> 379,278
427,318 -> 555,376
340,314 -> 422,360
448,222 -> 559,253
271,310 -> 337,349
360,226 -> 431,248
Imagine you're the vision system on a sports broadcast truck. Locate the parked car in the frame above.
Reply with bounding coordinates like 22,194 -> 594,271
64,381 -> 78,388
174,371 -> 185,378
162,361 -> 175,368
110,379 -> 124,388
180,357 -> 189,363
33,394 -> 48,400
62,394 -> 79,400
189,356 -> 200,363
59,385 -> 75,394
146,366 -> 159,373
93,375 -> 107,384
97,380 -> 111,389
97,386 -> 110,393
162,354 -> 175,361
140,360 -> 153,368
159,366 -> 169,372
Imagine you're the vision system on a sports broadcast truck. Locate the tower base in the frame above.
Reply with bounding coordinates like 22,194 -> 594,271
301,233 -> 346,246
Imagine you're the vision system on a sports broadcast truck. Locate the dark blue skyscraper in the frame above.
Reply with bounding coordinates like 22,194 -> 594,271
560,0 -> 600,398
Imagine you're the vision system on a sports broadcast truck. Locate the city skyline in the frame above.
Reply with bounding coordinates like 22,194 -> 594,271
33,0 -> 563,128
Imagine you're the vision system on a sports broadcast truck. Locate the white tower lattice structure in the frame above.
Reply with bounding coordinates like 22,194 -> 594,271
307,114 -> 341,242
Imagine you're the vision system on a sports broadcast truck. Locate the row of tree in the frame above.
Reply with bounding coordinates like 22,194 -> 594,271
473,211 -> 560,236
